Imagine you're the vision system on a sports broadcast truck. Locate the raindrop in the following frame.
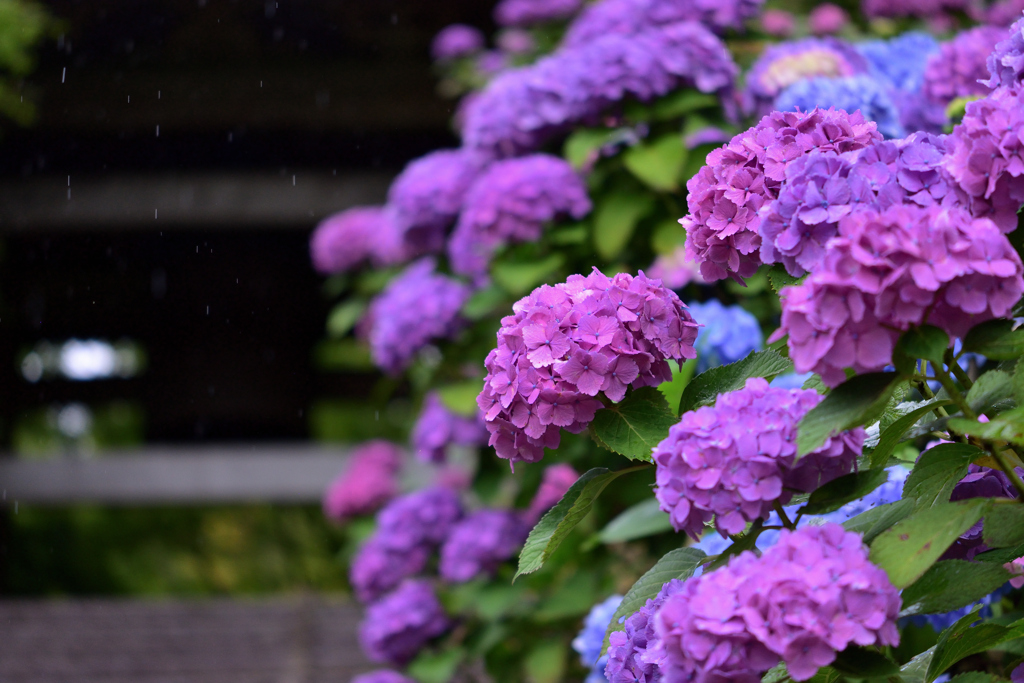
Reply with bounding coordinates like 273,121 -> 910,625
156,125 -> 160,137
61,67 -> 65,83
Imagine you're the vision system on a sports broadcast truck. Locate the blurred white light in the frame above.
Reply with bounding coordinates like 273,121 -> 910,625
60,339 -> 118,381
21,352 -> 43,383
57,403 -> 92,438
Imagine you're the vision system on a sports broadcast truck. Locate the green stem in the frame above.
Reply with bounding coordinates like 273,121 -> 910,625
773,501 -> 797,530
946,348 -> 974,391
932,365 -> 976,420
913,379 -> 950,419
990,446 -> 1024,500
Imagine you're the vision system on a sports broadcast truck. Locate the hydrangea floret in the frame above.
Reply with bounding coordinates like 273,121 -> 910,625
322,440 -> 402,521
411,392 -> 488,463
309,206 -> 405,274
526,463 -> 580,522
774,76 -> 905,139
358,579 -> 451,666
573,594 -> 625,683
605,579 -> 686,683
986,14 -> 1024,88
686,299 -> 762,372
923,26 -> 1008,108
431,24 -> 485,62
494,0 -> 581,27
438,509 -> 530,582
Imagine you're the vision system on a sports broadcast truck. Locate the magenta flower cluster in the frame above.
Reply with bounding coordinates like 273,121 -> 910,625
431,24 -> 485,61
411,392 -> 488,463
358,579 -> 451,666
653,378 -> 862,539
605,578 -> 686,683
448,155 -> 591,281
494,0 -> 581,27
562,0 -> 764,45
478,270 -> 698,465
944,86 -> 1024,232
922,26 -> 1007,109
682,108 -> 881,282
322,440 -> 402,521
655,524 -> 901,683
364,258 -> 470,374
310,206 -> 405,275
439,509 -> 530,582
986,15 -> 1024,88
776,204 -> 1024,386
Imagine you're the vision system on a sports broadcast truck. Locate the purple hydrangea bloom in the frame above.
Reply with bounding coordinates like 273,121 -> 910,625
654,378 -> 862,539
350,537 -> 431,604
387,149 -> 489,255
944,86 -> 1024,231
574,595 -> 625,683
439,509 -> 530,582
431,24 -> 485,61
562,0 -> 764,45
986,14 -> 1024,88
774,77 -> 906,139
310,206 -> 405,274
411,392 -> 488,463
358,579 -> 450,666
605,579 -> 686,683
323,440 -> 402,521
526,463 -> 580,523
462,22 -> 737,157
857,32 -> 945,135
656,524 -> 901,682
497,29 -> 537,55
744,38 -> 869,117
479,270 -> 698,465
923,26 -> 1008,108
364,258 -> 470,374
761,9 -> 796,37
684,127 -> 732,150
985,0 -> 1024,25
682,108 -> 881,283
775,204 -> 1024,386
861,0 -> 971,18
686,299 -> 763,372
351,671 -> 417,683
1013,663 -> 1024,683
495,0 -> 582,27
943,463 -> 1022,560
648,246 -> 706,290
448,155 -> 591,281
809,4 -> 849,35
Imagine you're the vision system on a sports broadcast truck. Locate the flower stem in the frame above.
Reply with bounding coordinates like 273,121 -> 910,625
773,501 -> 797,530
945,348 -> 974,391
932,365 -> 977,420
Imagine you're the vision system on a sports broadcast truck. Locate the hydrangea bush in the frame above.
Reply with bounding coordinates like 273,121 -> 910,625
312,3 -> 1024,681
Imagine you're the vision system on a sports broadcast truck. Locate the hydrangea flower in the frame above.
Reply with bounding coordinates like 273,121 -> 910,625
350,537 -> 432,604
761,9 -> 795,37
986,15 -> 1024,88
684,127 -> 732,150
351,671 -> 417,683
859,32 -> 939,93
358,579 -> 451,666
984,0 -> 1024,26
923,26 -> 1008,108
431,24 -> 485,61
648,246 -> 706,290
323,440 -> 402,521
682,108 -> 881,283
605,579 -> 686,683
774,76 -> 906,139
448,155 -> 591,281
686,299 -> 762,372
944,463 -> 1023,560
462,22 -> 737,157
744,38 -> 869,116
656,524 -> 901,682
411,392 -> 488,463
479,270 -> 699,465
310,206 -> 405,274
497,29 -> 537,55
654,378 -> 863,538
574,595 -> 625,683
809,4 -> 848,35
364,258 -> 470,374
387,149 -> 489,255
526,463 -> 580,522
775,204 -> 1024,386
495,0 -> 581,26
944,86 -> 1024,232
562,0 -> 764,45
439,509 -> 530,582
1013,662 -> 1024,683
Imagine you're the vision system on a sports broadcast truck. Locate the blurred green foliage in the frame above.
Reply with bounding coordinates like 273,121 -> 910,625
0,0 -> 54,129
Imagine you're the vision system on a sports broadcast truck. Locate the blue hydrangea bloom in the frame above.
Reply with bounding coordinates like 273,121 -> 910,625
770,372 -> 814,389
573,595 -> 624,683
774,75 -> 906,139
686,299 -> 763,373
858,32 -> 938,93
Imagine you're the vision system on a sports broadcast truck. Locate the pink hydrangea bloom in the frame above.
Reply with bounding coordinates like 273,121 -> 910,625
309,206 -> 405,274
526,463 -> 580,522
431,24 -> 485,61
323,440 -> 403,521
809,4 -> 849,35
775,204 -> 1024,386
648,246 -> 706,289
653,378 -> 863,539
479,269 -> 698,466
682,108 -> 881,283
352,671 -> 416,683
761,9 -> 795,37
1007,557 -> 1024,589
655,524 -> 901,682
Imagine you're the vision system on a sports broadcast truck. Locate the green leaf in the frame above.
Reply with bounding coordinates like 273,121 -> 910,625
462,285 -> 507,320
591,387 -> 679,461
870,400 -> 953,468
948,674 -> 1000,683
592,188 -> 656,261
623,135 -> 687,191
902,443 -> 983,509
983,502 -> 1024,548
893,325 -> 950,373
1013,357 -> 1024,405
492,253 -> 565,296
900,559 -> 1013,617
949,407 -> 1024,447
830,647 -> 900,678
516,467 -> 642,580
679,349 -> 793,414
963,318 -> 1024,360
602,547 -> 706,653
407,647 -> 466,683
326,299 -> 366,338
436,381 -> 486,417
974,541 -> 1024,564
966,370 -> 1014,415
869,499 -> 988,588
900,647 -> 935,683
767,264 -> 803,294
801,469 -> 889,516
598,498 -> 673,544
927,612 -> 1024,682
842,497 -> 915,545
801,373 -> 829,395
648,90 -> 719,120
564,128 -> 618,169
796,373 -> 902,457
806,667 -> 843,683
657,359 -> 696,417
523,639 -> 566,683
761,662 -> 789,683
651,219 -> 686,255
